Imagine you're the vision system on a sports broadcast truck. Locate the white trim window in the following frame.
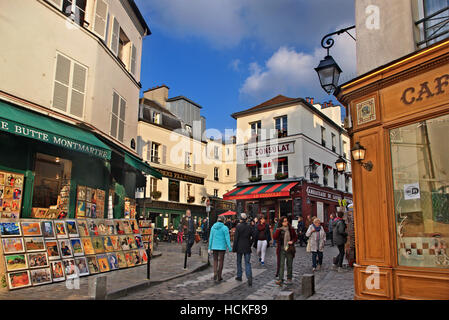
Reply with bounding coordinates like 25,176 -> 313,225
110,91 -> 126,142
92,0 -> 108,40
214,167 -> 219,181
275,115 -> 288,138
47,0 -> 63,10
62,0 -> 87,26
52,52 -> 87,119
151,142 -> 160,163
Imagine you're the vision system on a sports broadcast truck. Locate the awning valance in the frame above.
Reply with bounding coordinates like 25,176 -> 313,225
0,100 -> 111,160
223,182 -> 298,200
124,153 -> 162,179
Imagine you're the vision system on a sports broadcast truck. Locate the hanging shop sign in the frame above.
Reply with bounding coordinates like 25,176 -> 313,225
306,186 -> 342,203
243,141 -> 294,159
154,168 -> 204,185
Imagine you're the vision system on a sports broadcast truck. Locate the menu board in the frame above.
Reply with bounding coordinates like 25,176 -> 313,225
0,171 -> 24,219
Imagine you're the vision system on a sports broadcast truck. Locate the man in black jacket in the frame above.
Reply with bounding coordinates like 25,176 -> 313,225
332,211 -> 348,272
233,213 -> 253,286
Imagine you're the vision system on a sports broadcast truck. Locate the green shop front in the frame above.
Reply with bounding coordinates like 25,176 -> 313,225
0,100 -> 160,220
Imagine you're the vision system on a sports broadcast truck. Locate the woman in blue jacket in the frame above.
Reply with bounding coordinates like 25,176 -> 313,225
208,215 -> 232,282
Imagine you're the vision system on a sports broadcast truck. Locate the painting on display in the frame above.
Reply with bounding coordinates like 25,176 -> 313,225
116,251 -> 127,269
54,221 -> 68,238
102,236 -> 114,252
66,220 -> 79,237
124,251 -> 134,267
24,237 -> 45,252
41,221 -> 55,238
5,254 -> 28,271
45,240 -> 60,260
76,220 -> 89,237
107,253 -> 119,270
50,260 -> 65,282
119,235 -> 130,251
92,237 -> 105,254
7,270 -> 31,289
30,268 -> 52,286
28,252 -> 49,269
97,220 -> 107,236
74,257 -> 89,277
21,221 -> 42,237
0,221 -> 22,237
70,238 -> 84,257
130,220 -> 139,234
0,171 -> 24,219
81,237 -> 95,255
139,249 -> 148,264
63,259 -> 77,280
86,255 -> 100,274
58,239 -> 73,258
88,219 -> 99,236
110,236 -> 120,251
97,254 -> 110,272
131,250 -> 141,265
105,220 -> 116,235
1,238 -> 25,254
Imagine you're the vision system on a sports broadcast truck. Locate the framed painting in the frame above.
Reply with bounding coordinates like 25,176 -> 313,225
50,260 -> 65,282
102,236 -> 114,252
142,235 -> 150,242
130,220 -> 139,234
86,255 -> 100,274
77,186 -> 86,201
2,238 -> 25,254
105,220 -> 116,235
58,239 -> 73,258
54,221 -> 68,238
66,220 -> 79,237
91,203 -> 97,218
124,251 -> 134,267
24,237 -> 46,252
70,238 -> 84,257
126,236 -> 138,250
139,249 -> 148,264
5,254 -> 28,271
28,252 -> 49,269
87,219 -> 99,236
62,259 -> 77,280
107,253 -> 119,270
90,188 -> 97,204
134,235 -> 143,248
76,201 -> 86,218
119,235 -> 130,251
97,220 -> 107,236
92,236 -> 105,254
110,235 -> 120,251
74,257 -> 89,277
76,220 -> 89,237
122,220 -> 132,234
81,237 -> 95,255
97,254 -> 110,272
45,240 -> 60,260
86,188 -> 92,203
116,251 -> 127,269
7,270 -> 31,290
30,267 -> 52,286
85,203 -> 92,218
0,221 -> 22,237
41,221 -> 55,238
131,250 -> 141,265
115,221 -> 125,235
21,221 -> 42,237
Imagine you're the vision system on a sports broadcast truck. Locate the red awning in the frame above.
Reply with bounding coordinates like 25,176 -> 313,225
219,211 -> 237,216
223,182 -> 298,200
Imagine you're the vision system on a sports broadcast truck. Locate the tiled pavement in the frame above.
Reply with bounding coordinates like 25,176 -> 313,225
0,240 -> 354,300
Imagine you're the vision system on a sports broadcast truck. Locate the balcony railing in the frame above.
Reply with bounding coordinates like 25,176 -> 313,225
415,5 -> 449,48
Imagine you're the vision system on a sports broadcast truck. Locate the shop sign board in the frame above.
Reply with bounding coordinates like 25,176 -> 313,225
243,141 -> 294,160
153,168 -> 204,185
306,186 -> 342,203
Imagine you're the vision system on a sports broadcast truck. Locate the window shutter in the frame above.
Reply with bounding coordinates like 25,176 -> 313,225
93,0 -> 108,40
118,98 -> 126,142
110,17 -> 120,55
70,62 -> 87,118
47,0 -> 63,10
146,140 -> 152,162
162,145 -> 167,164
53,54 -> 71,112
130,43 -> 137,75
110,92 -> 119,138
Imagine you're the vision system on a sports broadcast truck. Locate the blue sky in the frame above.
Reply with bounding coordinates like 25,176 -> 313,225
135,0 -> 356,136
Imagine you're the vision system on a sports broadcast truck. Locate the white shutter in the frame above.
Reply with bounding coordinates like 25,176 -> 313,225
146,140 -> 152,162
47,0 -> 63,10
53,54 -> 71,112
70,62 -> 87,118
118,98 -> 126,142
110,17 -> 120,55
130,43 -> 137,75
110,92 -> 119,138
162,145 -> 167,164
93,0 -> 108,40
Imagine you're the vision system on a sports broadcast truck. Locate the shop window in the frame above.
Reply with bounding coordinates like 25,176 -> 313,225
31,153 -> 72,218
168,180 -> 180,202
390,114 -> 449,269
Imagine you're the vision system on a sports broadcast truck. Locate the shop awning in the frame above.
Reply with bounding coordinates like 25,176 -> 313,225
124,152 -> 162,179
223,182 -> 298,200
0,101 -> 111,160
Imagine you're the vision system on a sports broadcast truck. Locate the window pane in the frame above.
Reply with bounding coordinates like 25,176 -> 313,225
55,54 -> 71,85
53,82 -> 68,112
72,63 -> 86,93
391,114 -> 449,269
168,180 -> 180,202
70,89 -> 84,117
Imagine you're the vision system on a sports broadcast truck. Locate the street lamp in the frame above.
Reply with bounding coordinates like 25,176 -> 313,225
315,25 -> 356,95
335,156 -> 347,173
351,142 -> 373,171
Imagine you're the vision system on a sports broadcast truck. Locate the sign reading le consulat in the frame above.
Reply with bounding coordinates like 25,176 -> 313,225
244,141 -> 294,159
0,119 -> 110,159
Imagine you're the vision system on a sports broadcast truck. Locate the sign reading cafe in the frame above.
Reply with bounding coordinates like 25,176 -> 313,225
243,141 -> 294,159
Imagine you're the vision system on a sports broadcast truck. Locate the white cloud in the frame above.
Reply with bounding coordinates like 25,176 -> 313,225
229,59 -> 241,72
239,32 -> 356,102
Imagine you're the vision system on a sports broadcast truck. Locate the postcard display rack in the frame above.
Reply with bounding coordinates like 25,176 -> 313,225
139,220 -> 154,254
0,218 -> 148,290
0,170 -> 25,219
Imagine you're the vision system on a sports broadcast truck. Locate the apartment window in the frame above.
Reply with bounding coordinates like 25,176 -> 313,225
345,176 -> 350,192
309,159 -> 319,180
151,143 -> 160,163
185,152 -> 192,170
187,184 -> 192,197
331,133 -> 336,152
321,126 -> 326,147
52,53 -> 87,118
334,170 -> 338,189
62,0 -> 87,26
214,167 -> 219,181
343,141 -> 347,159
226,169 -> 230,176
110,92 -> 126,142
276,158 -> 289,175
323,165 -> 329,186
149,178 -> 158,196
110,18 -> 136,75
151,111 -> 161,124
214,146 -> 219,160
275,116 -> 288,138
92,0 -> 108,40
185,125 -> 192,137
168,180 -> 180,202
418,0 -> 449,47
250,121 -> 261,140
250,166 -> 260,178
214,189 -> 219,198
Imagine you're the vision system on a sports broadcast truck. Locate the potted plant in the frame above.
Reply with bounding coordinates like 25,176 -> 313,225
249,176 -> 261,182
337,199 -> 347,212
151,191 -> 161,200
275,172 -> 288,180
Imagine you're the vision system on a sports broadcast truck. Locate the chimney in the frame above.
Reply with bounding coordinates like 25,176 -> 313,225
328,100 -> 333,107
143,85 -> 169,107
310,97 -> 314,104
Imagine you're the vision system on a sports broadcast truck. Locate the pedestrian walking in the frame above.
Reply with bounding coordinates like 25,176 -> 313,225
328,214 -> 335,246
232,213 -> 253,287
201,218 -> 209,242
181,209 -> 196,257
273,216 -> 297,285
296,216 -> 306,247
177,223 -> 184,244
305,217 -> 326,272
272,218 -> 278,247
208,215 -> 232,282
253,216 -> 271,265
332,211 -> 348,272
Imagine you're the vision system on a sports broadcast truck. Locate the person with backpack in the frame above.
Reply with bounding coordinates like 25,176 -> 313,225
208,215 -> 232,282
332,211 -> 348,272
232,213 -> 254,287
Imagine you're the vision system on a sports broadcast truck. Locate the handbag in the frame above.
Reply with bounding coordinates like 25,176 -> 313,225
306,239 -> 311,252
194,233 -> 201,243
287,244 -> 296,256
